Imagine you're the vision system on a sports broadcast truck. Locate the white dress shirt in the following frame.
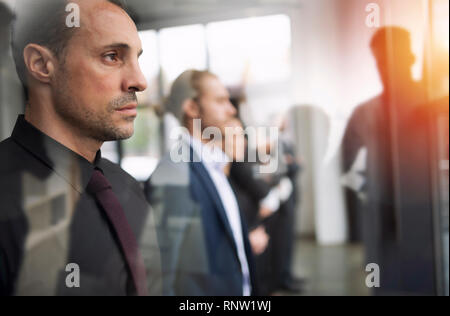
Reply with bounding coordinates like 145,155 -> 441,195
187,135 -> 252,296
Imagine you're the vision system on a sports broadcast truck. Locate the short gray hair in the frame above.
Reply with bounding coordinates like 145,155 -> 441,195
11,0 -> 127,100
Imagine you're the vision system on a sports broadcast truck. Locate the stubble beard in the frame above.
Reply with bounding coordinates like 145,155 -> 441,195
53,70 -> 136,142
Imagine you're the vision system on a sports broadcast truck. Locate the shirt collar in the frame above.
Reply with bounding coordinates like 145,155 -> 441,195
184,133 -> 230,172
11,115 -> 101,193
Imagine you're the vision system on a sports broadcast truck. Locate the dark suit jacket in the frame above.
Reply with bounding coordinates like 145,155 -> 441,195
0,116 -> 162,296
229,161 -> 272,230
145,144 -> 257,296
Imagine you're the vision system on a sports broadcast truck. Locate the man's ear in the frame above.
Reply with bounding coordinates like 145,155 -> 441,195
182,99 -> 201,120
23,44 -> 56,84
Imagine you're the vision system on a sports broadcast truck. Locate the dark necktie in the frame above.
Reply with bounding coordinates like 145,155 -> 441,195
87,169 -> 148,296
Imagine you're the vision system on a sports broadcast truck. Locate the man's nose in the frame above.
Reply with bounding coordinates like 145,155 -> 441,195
227,100 -> 237,117
123,61 -> 148,93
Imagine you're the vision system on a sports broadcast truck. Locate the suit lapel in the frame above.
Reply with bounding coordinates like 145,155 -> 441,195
189,159 -> 239,255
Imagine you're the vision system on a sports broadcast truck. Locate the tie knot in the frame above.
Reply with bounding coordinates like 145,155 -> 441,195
87,169 -> 112,194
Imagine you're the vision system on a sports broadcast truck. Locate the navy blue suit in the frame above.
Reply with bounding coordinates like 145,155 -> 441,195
145,145 -> 257,296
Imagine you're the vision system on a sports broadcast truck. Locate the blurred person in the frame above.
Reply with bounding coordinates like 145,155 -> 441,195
248,113 -> 303,295
221,118 -> 271,296
343,26 -> 429,294
269,113 -> 303,294
225,120 -> 279,296
0,0 -> 162,296
145,70 -> 257,296
228,91 -> 283,295
222,118 -> 270,257
343,26 -> 427,185
229,88 -> 303,294
343,26 -> 427,242
344,26 -> 426,170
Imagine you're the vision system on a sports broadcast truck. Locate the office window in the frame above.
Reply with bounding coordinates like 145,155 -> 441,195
207,15 -> 293,125
159,24 -> 208,95
432,0 -> 449,51
139,30 -> 161,105
207,15 -> 292,86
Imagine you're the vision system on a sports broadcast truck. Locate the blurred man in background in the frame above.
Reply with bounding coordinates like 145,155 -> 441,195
146,70 -> 257,296
343,26 -> 429,294
224,118 -> 272,295
270,114 -> 303,294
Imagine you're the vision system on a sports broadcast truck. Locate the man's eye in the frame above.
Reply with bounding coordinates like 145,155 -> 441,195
104,53 -> 118,62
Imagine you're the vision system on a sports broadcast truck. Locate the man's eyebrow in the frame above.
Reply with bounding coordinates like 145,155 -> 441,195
102,43 -> 144,57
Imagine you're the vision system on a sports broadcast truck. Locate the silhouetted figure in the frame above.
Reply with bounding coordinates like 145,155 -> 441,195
342,26 -> 444,295
344,27 -> 426,203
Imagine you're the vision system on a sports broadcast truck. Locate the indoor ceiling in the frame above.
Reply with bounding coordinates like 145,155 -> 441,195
125,0 -> 303,27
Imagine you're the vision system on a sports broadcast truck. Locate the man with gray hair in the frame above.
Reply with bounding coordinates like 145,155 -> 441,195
146,70 -> 258,296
